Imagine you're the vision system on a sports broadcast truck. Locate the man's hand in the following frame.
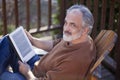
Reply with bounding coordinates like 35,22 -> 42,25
25,30 -> 34,43
24,30 -> 53,51
18,61 -> 36,80
18,60 -> 30,76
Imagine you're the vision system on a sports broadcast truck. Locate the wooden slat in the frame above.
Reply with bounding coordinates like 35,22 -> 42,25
65,0 -> 71,11
59,0 -> 65,27
115,0 -> 120,59
73,0 -> 77,4
86,0 -> 91,10
90,30 -> 117,73
96,31 -> 117,56
14,0 -> 19,28
2,0 -> 7,35
115,1 -> 120,79
102,56 -> 116,74
37,0 -> 41,31
26,0 -> 30,31
94,30 -> 106,43
48,0 -> 52,29
90,76 -> 98,80
116,1 -> 120,53
79,0 -> 84,4
108,0 -> 115,29
91,0 -> 99,38
30,26 -> 61,35
100,0 -> 107,30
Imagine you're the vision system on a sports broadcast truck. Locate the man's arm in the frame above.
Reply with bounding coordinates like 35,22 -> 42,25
18,61 -> 38,80
25,31 -> 53,52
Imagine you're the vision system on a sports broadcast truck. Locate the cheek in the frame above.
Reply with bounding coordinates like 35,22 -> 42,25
63,26 -> 71,32
63,26 -> 67,31
71,29 -> 80,35
63,26 -> 80,35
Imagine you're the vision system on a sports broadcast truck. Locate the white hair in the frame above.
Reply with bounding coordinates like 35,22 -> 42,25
67,4 -> 94,34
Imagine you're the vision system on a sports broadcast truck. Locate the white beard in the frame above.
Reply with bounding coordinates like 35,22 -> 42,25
63,30 -> 82,41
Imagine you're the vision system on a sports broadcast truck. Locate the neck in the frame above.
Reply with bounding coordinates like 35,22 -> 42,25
70,34 -> 89,45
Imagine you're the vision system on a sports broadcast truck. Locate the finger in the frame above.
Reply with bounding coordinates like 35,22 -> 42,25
24,29 -> 28,33
24,30 -> 29,35
18,60 -> 25,65
25,31 -> 31,37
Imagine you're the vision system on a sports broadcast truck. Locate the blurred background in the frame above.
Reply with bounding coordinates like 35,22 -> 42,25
0,0 -> 120,80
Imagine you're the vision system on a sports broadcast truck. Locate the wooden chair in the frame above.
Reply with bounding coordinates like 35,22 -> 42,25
88,30 -> 117,80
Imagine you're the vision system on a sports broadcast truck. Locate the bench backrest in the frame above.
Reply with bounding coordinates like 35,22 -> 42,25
90,30 -> 117,73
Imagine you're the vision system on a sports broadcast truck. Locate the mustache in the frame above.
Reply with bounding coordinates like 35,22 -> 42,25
64,31 -> 72,35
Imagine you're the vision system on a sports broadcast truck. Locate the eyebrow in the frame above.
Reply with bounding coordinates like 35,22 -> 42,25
70,22 -> 75,25
65,19 -> 76,24
64,18 -> 78,28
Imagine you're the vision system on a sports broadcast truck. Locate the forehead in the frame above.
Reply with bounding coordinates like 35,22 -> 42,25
65,10 -> 83,23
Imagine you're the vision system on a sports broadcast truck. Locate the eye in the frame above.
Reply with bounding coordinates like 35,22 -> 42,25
71,23 -> 76,28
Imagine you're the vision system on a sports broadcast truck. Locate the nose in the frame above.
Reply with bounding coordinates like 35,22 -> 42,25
64,24 -> 70,31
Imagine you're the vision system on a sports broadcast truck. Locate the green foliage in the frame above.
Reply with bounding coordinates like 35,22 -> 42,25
0,22 -> 15,35
52,13 -> 59,25
32,33 -> 43,38
7,25 -> 15,33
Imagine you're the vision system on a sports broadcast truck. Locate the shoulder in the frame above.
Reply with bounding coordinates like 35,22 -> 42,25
53,38 -> 62,47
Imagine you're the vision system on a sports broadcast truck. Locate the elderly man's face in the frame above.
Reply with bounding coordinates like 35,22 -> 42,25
63,10 -> 83,41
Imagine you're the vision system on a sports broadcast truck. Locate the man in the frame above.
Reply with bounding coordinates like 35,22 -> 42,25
0,4 -> 96,80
